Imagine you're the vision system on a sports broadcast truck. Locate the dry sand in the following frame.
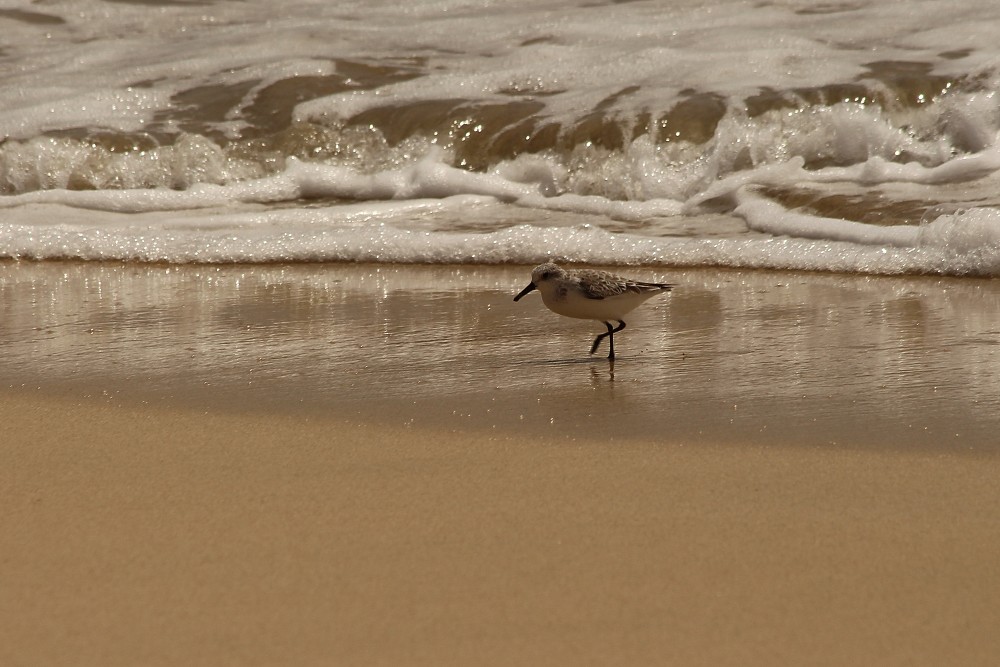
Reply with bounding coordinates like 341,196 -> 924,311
3,261 -> 1000,665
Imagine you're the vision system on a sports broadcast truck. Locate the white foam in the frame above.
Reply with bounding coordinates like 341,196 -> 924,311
6,0 -> 1000,276
0,88 -> 167,140
3,141 -> 1000,274
2,0 -> 996,141
734,189 -> 920,248
919,207 -> 1000,252
4,192 -> 1000,275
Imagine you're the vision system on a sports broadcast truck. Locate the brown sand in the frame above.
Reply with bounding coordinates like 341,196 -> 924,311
4,261 -> 1000,665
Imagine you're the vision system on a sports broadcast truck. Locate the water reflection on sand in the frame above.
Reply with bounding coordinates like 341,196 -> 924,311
3,261 -> 999,450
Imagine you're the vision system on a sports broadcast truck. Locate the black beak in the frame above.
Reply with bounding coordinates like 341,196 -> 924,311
513,282 -> 537,302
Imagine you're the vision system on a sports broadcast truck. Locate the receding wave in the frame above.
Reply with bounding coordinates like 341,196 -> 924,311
4,0 -> 1000,275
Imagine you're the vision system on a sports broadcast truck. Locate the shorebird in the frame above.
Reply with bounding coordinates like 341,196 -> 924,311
513,262 -> 673,359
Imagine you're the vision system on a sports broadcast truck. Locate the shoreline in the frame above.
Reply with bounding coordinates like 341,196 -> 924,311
5,260 -> 1000,664
4,260 -> 1000,450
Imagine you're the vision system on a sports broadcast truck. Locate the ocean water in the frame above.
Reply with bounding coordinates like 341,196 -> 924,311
4,0 -> 1000,275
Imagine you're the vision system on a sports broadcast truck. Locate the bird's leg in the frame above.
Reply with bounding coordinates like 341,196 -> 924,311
607,320 -> 626,360
590,321 -> 627,358
590,322 -> 615,356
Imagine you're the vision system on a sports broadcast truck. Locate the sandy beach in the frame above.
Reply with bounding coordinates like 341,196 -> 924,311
4,261 -> 1000,665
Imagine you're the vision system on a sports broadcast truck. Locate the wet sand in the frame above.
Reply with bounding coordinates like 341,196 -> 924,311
4,261 -> 1000,665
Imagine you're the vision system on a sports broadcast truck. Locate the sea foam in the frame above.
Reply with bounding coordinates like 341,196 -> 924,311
5,0 -> 1000,275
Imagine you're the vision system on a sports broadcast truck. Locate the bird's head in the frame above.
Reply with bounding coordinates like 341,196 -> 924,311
514,262 -> 565,301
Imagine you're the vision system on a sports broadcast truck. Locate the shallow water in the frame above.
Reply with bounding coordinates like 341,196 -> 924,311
5,1 -> 1000,273
4,261 -> 1000,450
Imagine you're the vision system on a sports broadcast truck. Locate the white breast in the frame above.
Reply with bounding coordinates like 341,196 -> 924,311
539,284 -> 662,321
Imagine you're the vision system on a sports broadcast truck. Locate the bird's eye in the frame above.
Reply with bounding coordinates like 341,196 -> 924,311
540,271 -> 553,280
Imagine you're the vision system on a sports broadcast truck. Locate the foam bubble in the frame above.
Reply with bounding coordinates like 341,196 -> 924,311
734,189 -> 920,247
1,194 -> 996,276
5,0 -> 1000,277
919,207 -> 1000,252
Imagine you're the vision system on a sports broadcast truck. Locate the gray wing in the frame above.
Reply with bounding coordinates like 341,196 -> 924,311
576,270 -> 674,299
575,270 -> 629,299
627,280 -> 674,293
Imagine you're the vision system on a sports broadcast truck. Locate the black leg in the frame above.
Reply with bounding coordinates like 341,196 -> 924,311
590,320 -> 626,359
607,320 -> 626,360
590,321 -> 615,356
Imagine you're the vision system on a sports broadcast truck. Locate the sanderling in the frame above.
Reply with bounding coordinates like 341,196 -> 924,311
513,262 -> 673,359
